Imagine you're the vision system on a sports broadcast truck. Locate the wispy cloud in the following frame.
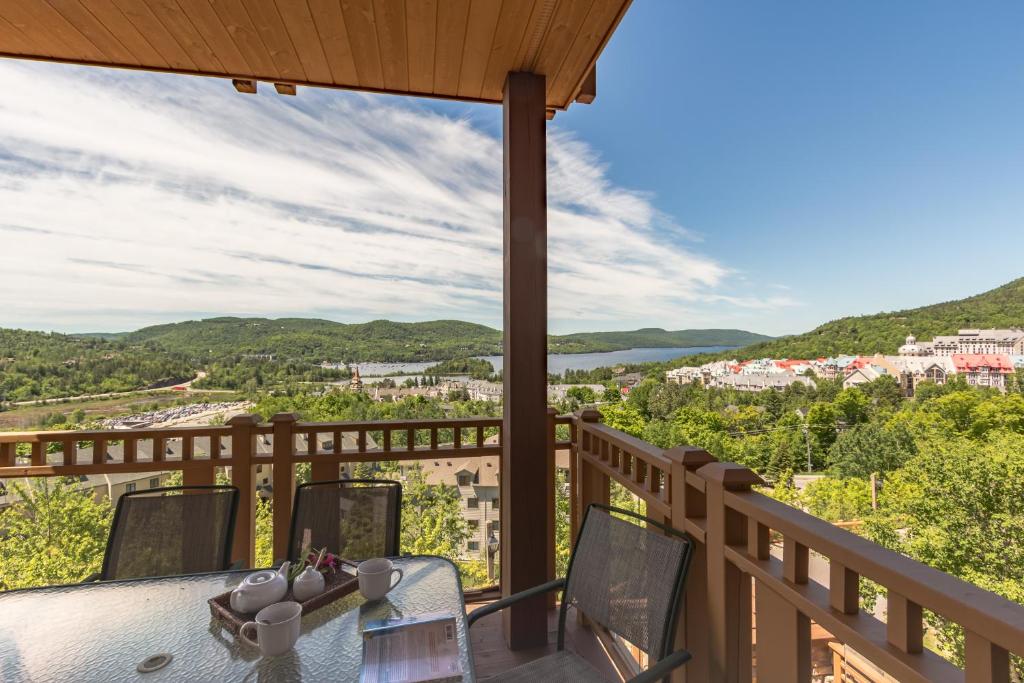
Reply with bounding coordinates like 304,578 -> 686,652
0,61 -> 793,333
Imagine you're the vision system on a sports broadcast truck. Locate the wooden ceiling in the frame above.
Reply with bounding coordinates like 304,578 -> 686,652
0,0 -> 632,110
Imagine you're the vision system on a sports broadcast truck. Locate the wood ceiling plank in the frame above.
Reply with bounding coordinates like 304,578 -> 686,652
405,0 -> 436,93
433,0 -> 469,96
0,13 -> 40,55
78,0 -> 167,66
274,0 -> 333,83
479,0 -> 536,101
243,0 -> 307,81
143,0 -> 224,72
3,0 -> 107,62
46,0 -> 141,65
174,0 -> 251,74
456,0 -> 501,100
512,0 -> 553,72
206,0 -> 279,77
372,0 -> 407,91
546,0 -> 624,106
109,0 -> 198,70
340,0 -> 383,89
308,0 -> 358,85
531,0 -> 591,79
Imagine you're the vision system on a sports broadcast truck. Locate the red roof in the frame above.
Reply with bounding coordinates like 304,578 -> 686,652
951,354 -> 1014,373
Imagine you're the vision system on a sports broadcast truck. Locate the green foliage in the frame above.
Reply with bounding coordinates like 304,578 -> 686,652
827,422 -> 917,479
424,358 -> 495,380
0,328 -> 193,402
0,478 -> 112,589
400,466 -> 469,559
799,478 -> 873,522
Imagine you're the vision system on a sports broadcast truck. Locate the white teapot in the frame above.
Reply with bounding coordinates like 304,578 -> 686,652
230,562 -> 291,614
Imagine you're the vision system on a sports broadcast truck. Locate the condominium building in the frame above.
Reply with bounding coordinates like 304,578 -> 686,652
951,354 -> 1015,389
902,329 -> 1024,357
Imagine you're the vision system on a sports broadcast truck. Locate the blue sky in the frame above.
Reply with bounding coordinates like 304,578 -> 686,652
1,1 -> 1022,336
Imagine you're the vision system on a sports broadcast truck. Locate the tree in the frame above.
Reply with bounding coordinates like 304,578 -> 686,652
864,434 -> 1024,674
799,477 -> 872,522
599,402 -> 646,438
0,478 -> 112,589
806,402 -> 840,453
833,388 -> 869,426
399,466 -> 470,563
827,422 -> 916,479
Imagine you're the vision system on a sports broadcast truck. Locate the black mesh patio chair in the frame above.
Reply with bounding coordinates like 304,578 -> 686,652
100,485 -> 239,580
287,479 -> 401,563
468,504 -> 694,683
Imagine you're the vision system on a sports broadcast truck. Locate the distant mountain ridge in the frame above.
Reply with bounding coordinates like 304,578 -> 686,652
671,277 -> 1024,366
79,318 -> 770,363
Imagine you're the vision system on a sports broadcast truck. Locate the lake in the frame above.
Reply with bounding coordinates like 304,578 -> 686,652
356,346 -> 732,377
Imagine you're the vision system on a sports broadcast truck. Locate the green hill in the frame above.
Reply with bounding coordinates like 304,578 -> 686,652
550,328 -> 771,352
672,277 -> 1024,366
0,329 -> 193,402
118,318 -> 504,363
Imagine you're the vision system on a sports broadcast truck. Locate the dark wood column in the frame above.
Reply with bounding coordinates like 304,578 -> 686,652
501,71 -> 551,650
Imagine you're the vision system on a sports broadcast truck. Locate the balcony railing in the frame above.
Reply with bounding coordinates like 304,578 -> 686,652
3,410 -> 1023,680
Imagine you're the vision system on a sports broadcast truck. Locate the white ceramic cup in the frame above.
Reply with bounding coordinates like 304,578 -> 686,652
357,558 -> 403,601
239,601 -> 302,657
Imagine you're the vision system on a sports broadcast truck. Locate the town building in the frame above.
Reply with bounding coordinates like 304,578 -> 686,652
903,329 -> 1024,357
951,354 -> 1014,389
665,366 -> 702,385
707,374 -> 814,392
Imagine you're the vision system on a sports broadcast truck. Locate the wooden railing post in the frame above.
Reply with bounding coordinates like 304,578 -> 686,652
227,414 -> 259,568
699,462 -> 763,683
571,409 -> 601,544
665,446 -> 715,683
271,413 -> 298,563
546,406 -> 557,609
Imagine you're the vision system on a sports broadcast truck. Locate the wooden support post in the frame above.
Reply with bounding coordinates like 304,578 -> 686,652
665,446 -> 715,683
699,462 -> 763,683
271,413 -> 298,563
228,414 -> 259,568
571,409 -> 601,545
501,70 -> 549,650
310,429 -> 336,482
887,591 -> 923,654
756,581 -> 811,683
546,406 -> 557,609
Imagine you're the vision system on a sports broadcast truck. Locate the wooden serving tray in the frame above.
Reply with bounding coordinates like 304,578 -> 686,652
209,564 -> 359,635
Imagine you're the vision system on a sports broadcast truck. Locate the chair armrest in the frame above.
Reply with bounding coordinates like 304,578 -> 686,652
466,578 -> 565,628
80,571 -> 101,583
228,559 -> 244,570
626,648 -> 692,683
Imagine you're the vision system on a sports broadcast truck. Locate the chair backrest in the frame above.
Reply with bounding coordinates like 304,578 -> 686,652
559,504 -> 693,661
287,479 -> 402,563
102,485 -> 239,580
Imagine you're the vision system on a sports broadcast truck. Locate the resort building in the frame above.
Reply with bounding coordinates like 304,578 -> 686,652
951,354 -> 1015,389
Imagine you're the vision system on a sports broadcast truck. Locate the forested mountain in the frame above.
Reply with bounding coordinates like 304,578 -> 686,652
112,318 -> 504,362
671,277 -> 1024,366
551,328 -> 770,352
0,329 -> 192,402
92,318 -> 768,362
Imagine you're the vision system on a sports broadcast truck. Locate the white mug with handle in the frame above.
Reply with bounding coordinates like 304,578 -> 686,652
239,601 -> 302,657
357,558 -> 403,600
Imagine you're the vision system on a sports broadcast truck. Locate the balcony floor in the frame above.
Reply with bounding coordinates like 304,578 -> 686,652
467,603 -> 624,681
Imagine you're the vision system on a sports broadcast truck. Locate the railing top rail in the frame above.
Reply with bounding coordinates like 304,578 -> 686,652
725,487 -> 1024,653
293,417 -> 503,431
578,420 -> 671,467
0,424 -> 235,443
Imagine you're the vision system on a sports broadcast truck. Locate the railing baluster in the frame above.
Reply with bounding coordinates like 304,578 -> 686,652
93,438 -> 107,466
30,442 -> 44,467
209,434 -> 221,460
830,562 -> 859,615
123,437 -> 136,464
358,430 -> 367,452
453,427 -> 461,450
430,428 -> 438,450
784,538 -> 809,584
964,630 -> 1010,682
887,591 -> 923,654
152,436 -> 165,463
476,425 -> 484,447
333,430 -> 342,455
407,428 -> 415,451
748,519 -> 769,561
383,428 -> 392,452
62,438 -> 76,466
0,442 -> 14,467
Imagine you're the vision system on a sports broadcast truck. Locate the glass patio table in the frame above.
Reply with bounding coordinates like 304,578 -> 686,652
0,556 -> 474,682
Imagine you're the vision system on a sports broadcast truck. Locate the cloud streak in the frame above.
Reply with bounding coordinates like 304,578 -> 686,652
0,61 -> 794,333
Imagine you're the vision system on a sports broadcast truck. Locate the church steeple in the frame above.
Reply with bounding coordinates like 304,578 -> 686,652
350,365 -> 363,392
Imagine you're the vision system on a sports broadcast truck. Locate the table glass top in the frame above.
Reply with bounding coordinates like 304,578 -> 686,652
0,556 -> 474,682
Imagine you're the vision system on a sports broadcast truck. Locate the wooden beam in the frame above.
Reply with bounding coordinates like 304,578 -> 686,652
232,78 -> 257,94
274,82 -> 297,95
501,70 -> 550,650
575,65 -> 596,104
